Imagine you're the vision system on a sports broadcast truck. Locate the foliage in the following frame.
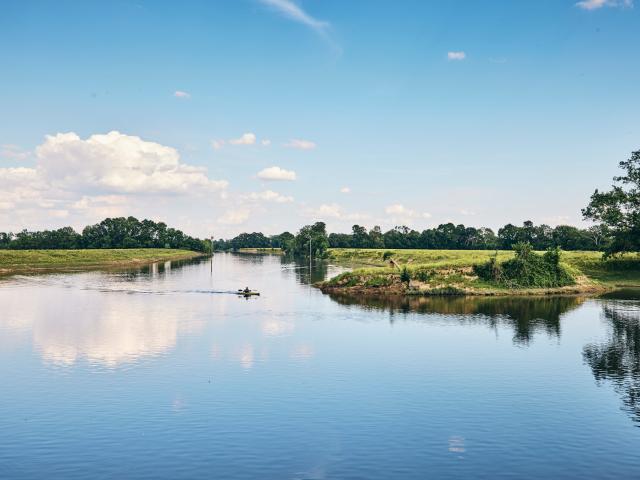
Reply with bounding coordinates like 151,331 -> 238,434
217,220 -> 607,252
213,231 -> 293,251
474,242 -> 575,288
583,149 -> 640,257
283,222 -> 330,258
0,217 -> 208,252
400,267 -> 411,283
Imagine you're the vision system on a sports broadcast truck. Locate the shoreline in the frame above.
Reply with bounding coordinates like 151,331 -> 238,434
317,282 -> 613,298
318,248 -> 640,298
0,249 -> 206,276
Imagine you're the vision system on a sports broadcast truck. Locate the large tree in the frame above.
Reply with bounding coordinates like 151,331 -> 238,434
583,150 -> 640,256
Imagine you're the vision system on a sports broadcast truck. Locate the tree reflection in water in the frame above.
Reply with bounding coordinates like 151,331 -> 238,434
583,296 -> 640,426
325,293 -> 586,345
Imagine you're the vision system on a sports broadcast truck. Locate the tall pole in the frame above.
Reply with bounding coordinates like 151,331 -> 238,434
309,233 -> 312,279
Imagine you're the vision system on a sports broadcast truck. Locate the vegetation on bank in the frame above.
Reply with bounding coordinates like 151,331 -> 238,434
473,243 -> 574,289
0,217 -> 211,252
215,221 -> 608,253
321,248 -> 640,295
0,249 -> 202,275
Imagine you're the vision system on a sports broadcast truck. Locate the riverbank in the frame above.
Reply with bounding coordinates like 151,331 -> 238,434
320,249 -> 640,296
0,249 -> 205,276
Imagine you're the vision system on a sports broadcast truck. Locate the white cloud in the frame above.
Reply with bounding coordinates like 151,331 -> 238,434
211,140 -> 225,150
340,186 -> 351,194
448,51 -> 466,61
261,139 -> 272,146
229,132 -> 256,146
257,166 -> 296,181
258,0 -> 329,33
36,131 -> 228,194
384,204 -> 431,224
48,209 -> 70,218
307,203 -> 369,222
315,203 -> 343,218
218,209 -> 250,225
1,144 -> 30,160
0,167 -> 49,204
460,209 -> 476,216
284,138 -> 316,150
246,190 -> 294,203
576,0 -> 633,9
174,90 -> 191,99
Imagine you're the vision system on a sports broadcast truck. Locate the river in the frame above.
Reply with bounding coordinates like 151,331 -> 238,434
1,253 -> 639,479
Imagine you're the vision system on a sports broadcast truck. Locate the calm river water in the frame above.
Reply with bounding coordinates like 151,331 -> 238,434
1,253 -> 640,479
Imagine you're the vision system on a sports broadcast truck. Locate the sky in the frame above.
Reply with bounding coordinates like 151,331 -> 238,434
1,0 -> 639,238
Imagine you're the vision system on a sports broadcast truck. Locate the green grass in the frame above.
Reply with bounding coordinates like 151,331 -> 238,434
324,248 -> 640,294
0,249 -> 203,274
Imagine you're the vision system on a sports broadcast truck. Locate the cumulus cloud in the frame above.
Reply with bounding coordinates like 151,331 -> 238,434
0,132 -> 234,234
315,203 -> 343,218
35,131 -> 228,194
340,186 -> 351,194
229,132 -> 256,146
258,0 -> 329,33
257,166 -> 296,181
1,144 -> 30,160
385,204 -> 431,224
218,209 -> 250,225
174,90 -> 191,99
576,0 -> 633,9
307,203 -> 369,222
0,167 -> 50,207
284,138 -> 316,150
246,190 -> 294,203
447,51 -> 466,61
261,139 -> 272,146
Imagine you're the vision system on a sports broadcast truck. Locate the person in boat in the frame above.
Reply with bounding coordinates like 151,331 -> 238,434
243,286 -> 251,294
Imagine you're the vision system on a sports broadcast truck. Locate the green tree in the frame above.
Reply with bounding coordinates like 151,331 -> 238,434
582,149 -> 640,256
285,222 -> 329,258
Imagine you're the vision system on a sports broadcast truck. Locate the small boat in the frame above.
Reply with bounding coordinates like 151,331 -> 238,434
237,289 -> 260,296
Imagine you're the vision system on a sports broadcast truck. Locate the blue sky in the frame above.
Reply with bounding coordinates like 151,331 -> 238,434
1,0 -> 639,237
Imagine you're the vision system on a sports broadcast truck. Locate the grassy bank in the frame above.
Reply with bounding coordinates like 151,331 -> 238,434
0,249 -> 204,275
321,248 -> 640,296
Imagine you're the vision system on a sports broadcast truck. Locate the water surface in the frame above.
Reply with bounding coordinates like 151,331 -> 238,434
1,253 -> 640,479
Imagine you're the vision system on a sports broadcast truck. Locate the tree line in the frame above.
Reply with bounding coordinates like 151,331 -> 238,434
214,221 -> 609,254
0,217 -> 210,252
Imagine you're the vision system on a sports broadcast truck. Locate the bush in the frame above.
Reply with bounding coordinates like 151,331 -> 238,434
414,267 -> 432,282
400,267 -> 411,283
474,243 -> 574,289
382,251 -> 395,261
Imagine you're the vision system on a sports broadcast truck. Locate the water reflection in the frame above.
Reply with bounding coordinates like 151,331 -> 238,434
30,293 -> 186,367
326,293 -> 585,345
583,295 -> 640,425
0,260 -> 209,368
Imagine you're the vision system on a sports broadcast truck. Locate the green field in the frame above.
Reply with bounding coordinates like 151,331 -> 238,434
323,248 -> 640,295
0,249 -> 204,275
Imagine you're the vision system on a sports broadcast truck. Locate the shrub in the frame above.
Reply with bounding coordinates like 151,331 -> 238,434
382,251 -> 395,261
400,267 -> 411,283
364,275 -> 392,287
474,243 -> 574,289
414,268 -> 432,282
